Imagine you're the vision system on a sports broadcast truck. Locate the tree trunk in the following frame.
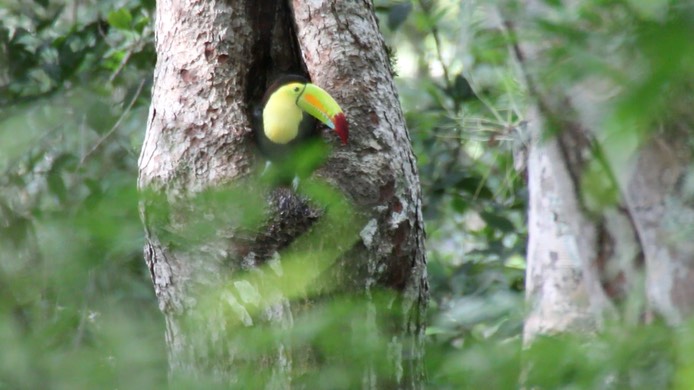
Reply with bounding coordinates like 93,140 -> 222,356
522,106 -> 616,338
505,2 -> 694,342
138,0 -> 427,387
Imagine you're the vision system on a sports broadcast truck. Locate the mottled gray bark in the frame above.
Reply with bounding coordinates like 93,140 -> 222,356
621,136 -> 694,323
506,1 -> 694,342
138,0 -> 427,387
522,107 -> 614,339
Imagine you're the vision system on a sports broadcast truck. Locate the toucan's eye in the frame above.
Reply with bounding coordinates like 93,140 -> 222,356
293,87 -> 300,92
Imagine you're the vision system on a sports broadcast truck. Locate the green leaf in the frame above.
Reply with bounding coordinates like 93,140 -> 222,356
107,8 -> 133,31
449,73 -> 476,103
86,100 -> 117,133
451,195 -> 468,212
47,169 -> 68,203
480,211 -> 515,233
580,157 -> 619,213
134,14 -> 151,34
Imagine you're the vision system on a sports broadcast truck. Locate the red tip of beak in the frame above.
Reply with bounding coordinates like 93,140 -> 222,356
333,113 -> 348,145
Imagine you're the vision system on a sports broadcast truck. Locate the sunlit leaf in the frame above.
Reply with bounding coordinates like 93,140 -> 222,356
107,8 -> 133,31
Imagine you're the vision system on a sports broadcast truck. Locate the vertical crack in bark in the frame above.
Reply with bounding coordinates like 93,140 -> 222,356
244,0 -> 279,107
244,0 -> 308,111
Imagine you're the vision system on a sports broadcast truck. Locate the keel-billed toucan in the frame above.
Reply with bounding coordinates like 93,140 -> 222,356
254,75 -> 348,165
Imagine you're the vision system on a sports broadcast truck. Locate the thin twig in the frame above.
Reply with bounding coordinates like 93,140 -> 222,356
415,0 -> 468,186
108,44 -> 136,84
431,25 -> 451,90
80,78 -> 145,164
416,0 -> 455,102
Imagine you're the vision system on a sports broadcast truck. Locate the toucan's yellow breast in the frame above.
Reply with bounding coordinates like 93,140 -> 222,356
263,92 -> 303,144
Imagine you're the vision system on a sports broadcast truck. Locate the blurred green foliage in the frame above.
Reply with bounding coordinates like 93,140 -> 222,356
1,0 -> 693,388
0,0 -> 162,388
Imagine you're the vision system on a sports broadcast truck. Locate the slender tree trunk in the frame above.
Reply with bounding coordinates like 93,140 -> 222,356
521,106 -> 616,338
505,1 -> 694,342
138,0 -> 427,387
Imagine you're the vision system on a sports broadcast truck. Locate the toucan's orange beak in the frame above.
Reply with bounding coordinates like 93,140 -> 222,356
297,84 -> 349,145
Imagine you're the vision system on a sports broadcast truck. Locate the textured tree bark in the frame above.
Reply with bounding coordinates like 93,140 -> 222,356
620,135 -> 694,324
522,107 -> 614,339
506,1 -> 694,342
138,0 -> 427,387
291,3 -> 428,386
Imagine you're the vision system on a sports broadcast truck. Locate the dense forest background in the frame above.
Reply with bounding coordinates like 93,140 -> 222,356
1,0 -> 692,388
